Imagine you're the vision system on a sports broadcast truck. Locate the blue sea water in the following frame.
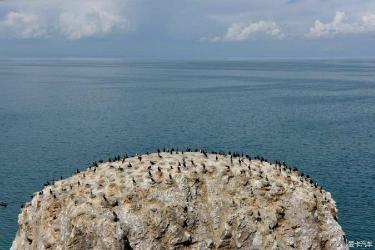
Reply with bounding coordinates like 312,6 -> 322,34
0,59 -> 374,249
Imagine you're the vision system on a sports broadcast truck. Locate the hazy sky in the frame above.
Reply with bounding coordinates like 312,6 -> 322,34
0,0 -> 374,58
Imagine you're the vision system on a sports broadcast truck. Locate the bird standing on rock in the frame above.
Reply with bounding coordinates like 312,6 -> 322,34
112,211 -> 119,222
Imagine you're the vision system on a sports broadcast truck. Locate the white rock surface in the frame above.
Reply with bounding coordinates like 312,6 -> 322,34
11,151 -> 348,249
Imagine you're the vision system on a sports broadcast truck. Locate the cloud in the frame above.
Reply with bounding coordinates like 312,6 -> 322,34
361,12 -> 375,30
0,11 -> 47,38
58,2 -> 128,40
202,21 -> 284,42
0,0 -> 129,40
307,11 -> 375,38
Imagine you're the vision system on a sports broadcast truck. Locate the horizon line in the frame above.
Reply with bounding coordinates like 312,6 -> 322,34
1,56 -> 375,61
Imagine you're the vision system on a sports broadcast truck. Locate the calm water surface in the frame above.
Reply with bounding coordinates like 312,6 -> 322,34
0,59 -> 374,249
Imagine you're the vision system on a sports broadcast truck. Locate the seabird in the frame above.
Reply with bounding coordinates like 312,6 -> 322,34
113,211 -> 119,222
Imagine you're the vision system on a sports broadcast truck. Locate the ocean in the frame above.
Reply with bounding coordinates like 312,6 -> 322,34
0,59 -> 374,249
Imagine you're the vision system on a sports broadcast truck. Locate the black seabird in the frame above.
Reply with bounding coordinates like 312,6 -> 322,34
113,211 -> 119,222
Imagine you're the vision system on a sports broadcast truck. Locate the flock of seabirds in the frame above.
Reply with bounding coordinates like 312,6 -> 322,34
1,148 -> 330,212
3,147 -> 350,249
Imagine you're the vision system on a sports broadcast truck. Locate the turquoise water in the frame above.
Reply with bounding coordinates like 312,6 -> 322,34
0,59 -> 374,249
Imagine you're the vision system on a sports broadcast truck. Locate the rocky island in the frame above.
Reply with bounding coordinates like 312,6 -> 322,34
11,150 -> 348,249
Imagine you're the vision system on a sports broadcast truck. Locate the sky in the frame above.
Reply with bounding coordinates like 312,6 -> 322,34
0,0 -> 374,59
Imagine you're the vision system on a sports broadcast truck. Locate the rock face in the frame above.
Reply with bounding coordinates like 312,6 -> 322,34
12,151 -> 348,250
